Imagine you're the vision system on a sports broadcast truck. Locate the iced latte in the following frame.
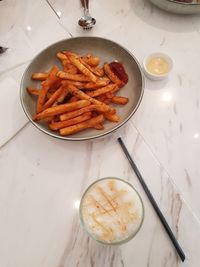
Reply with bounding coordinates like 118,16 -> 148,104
80,177 -> 144,244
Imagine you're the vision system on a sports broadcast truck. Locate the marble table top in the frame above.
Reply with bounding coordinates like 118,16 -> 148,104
0,0 -> 200,266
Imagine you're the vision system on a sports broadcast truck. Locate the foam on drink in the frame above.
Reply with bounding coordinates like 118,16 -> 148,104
80,178 -> 144,244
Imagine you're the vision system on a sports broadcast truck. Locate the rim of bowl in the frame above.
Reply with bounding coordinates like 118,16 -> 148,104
167,0 -> 200,6
79,177 -> 145,245
143,52 -> 173,78
20,36 -> 145,141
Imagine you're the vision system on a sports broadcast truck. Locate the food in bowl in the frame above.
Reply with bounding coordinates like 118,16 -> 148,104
27,51 -> 129,136
80,177 -> 144,244
143,53 -> 173,81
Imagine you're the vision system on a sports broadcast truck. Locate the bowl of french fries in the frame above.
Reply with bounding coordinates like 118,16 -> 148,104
20,37 -> 144,141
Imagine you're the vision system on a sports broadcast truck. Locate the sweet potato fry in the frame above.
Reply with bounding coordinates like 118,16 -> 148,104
82,78 -> 110,90
27,87 -> 40,96
62,51 -> 78,57
105,92 -> 114,99
67,84 -> 115,114
57,71 -> 91,82
41,86 -> 64,111
68,55 -> 98,83
62,62 -> 78,74
59,115 -> 104,136
104,113 -> 120,122
49,112 -> 92,131
93,123 -> 104,130
43,116 -> 55,123
59,104 -> 110,121
62,81 -> 85,89
86,84 -> 117,98
57,88 -> 69,103
56,52 -> 68,61
28,49 -> 130,137
31,73 -> 49,81
80,58 -> 104,77
33,100 -> 91,121
104,63 -> 124,88
111,96 -> 129,105
37,66 -> 60,113
81,55 -> 100,66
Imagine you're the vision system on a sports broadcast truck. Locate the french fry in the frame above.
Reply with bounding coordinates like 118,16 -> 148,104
41,86 -> 64,111
93,123 -> 104,130
105,92 -> 114,99
68,55 -> 98,83
111,96 -> 129,105
67,84 -> 115,114
43,116 -> 55,123
56,52 -> 68,61
63,63 -> 78,74
28,49 -> 129,137
49,112 -> 92,131
57,71 -> 91,82
37,65 -> 60,113
80,58 -> 104,77
86,84 -> 117,98
82,78 -> 110,89
60,115 -> 104,136
62,51 -> 78,57
104,113 -> 120,122
31,73 -> 49,81
65,78 -> 110,90
63,81 -> 85,89
27,87 -> 40,96
81,54 -> 100,66
57,88 -> 69,103
33,100 -> 91,121
104,63 -> 124,88
59,104 -> 110,121
68,96 -> 79,103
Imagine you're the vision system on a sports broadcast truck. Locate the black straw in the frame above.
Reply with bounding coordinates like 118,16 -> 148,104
118,137 -> 185,262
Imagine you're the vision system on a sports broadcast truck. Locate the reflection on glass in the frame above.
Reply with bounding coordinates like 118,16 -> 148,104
193,133 -> 199,139
74,200 -> 80,209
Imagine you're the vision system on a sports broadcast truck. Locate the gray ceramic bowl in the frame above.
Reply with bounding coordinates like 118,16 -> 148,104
150,0 -> 200,14
20,37 -> 144,141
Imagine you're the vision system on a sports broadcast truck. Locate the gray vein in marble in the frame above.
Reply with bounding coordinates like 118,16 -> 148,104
58,142 -> 95,267
179,123 -> 183,134
160,37 -> 166,46
58,21 -> 73,37
45,0 -> 74,37
159,166 -> 165,204
58,214 -> 80,267
177,74 -> 182,87
184,169 -> 192,187
0,122 -> 29,150
45,0 -> 60,19
0,60 -> 30,76
171,193 -> 182,264
131,120 -> 200,227
173,103 -> 177,115
196,98 -> 199,108
146,223 -> 158,267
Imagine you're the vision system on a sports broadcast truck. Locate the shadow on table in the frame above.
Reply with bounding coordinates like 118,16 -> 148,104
130,0 -> 200,33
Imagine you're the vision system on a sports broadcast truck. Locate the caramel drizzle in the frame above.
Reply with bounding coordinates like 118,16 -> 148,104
83,181 -> 138,242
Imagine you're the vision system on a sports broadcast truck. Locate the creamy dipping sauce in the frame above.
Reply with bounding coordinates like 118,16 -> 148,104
147,57 -> 169,75
80,178 -> 144,244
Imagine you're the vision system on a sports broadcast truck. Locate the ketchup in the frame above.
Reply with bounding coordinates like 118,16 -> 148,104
109,61 -> 128,84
